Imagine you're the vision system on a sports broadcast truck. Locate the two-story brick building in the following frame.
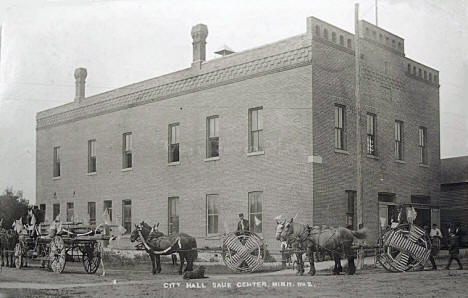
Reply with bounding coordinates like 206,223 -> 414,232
36,16 -> 440,248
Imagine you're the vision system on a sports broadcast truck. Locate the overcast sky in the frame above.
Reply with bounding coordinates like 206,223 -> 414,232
0,0 -> 467,204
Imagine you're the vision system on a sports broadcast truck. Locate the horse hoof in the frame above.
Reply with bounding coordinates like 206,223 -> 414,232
308,270 -> 316,276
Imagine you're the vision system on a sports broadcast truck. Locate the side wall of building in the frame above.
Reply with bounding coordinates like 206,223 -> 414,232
36,64 -> 314,249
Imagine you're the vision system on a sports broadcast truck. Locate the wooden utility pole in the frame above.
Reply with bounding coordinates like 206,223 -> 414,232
354,3 -> 363,227
375,0 -> 378,26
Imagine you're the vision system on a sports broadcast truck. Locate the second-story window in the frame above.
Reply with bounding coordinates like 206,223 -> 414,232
395,121 -> 404,160
366,113 -> 376,155
207,116 -> 219,158
248,107 -> 263,152
334,105 -> 345,150
53,146 -> 61,177
88,139 -> 96,173
122,133 -> 132,169
419,127 -> 427,164
168,123 -> 180,163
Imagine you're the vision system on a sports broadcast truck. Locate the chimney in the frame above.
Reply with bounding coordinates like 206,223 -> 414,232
74,67 -> 87,102
191,24 -> 208,68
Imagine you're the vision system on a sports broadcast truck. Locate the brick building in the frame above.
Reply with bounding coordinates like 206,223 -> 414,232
440,156 -> 468,246
36,16 -> 440,248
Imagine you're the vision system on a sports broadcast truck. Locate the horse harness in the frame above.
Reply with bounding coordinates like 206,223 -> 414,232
287,224 -> 350,255
136,227 -> 182,255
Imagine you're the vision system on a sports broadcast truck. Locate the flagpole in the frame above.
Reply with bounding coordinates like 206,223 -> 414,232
375,0 -> 378,26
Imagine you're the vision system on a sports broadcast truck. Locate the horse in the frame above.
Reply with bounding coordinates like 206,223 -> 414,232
276,218 -> 367,276
130,221 -> 198,275
0,227 -> 18,268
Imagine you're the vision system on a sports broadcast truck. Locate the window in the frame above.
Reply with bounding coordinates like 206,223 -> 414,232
206,116 -> 219,158
339,35 -> 344,46
88,139 -> 96,173
347,39 -> 352,48
168,197 -> 179,235
366,113 -> 376,155
122,133 -> 132,169
206,195 -> 219,234
346,191 -> 356,229
66,202 -> 74,222
372,31 -> 376,39
248,107 -> 263,152
413,66 -> 416,75
168,123 -> 180,163
248,191 -> 263,233
53,203 -> 60,221
429,73 -> 432,81
424,70 -> 427,80
39,204 -> 46,223
332,32 -> 336,42
418,127 -> 427,164
384,61 -> 389,74
315,25 -> 320,37
122,200 -> 132,234
323,28 -> 328,39
103,200 -> 112,222
88,202 -> 96,225
407,64 -> 411,73
53,146 -> 61,177
334,105 -> 346,150
394,121 -> 404,160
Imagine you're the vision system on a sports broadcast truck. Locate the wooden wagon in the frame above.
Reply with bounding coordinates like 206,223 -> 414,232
14,223 -> 110,274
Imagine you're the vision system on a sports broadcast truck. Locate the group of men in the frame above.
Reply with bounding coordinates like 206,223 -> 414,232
423,223 -> 463,270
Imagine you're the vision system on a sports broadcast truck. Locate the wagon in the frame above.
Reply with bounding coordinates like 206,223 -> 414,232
14,223 -> 110,274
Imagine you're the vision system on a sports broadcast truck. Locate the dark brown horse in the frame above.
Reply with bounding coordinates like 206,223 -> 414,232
276,218 -> 367,276
130,222 -> 197,275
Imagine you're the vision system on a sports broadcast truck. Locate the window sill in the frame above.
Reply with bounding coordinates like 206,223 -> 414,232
366,154 -> 379,160
394,160 -> 406,164
121,168 -> 133,172
204,156 -> 220,162
247,151 -> 265,157
334,149 -> 349,155
419,163 -> 429,168
52,176 -> 61,180
87,172 -> 97,176
168,161 -> 181,166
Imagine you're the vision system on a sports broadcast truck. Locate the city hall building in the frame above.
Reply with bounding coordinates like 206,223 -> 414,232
36,16 -> 440,248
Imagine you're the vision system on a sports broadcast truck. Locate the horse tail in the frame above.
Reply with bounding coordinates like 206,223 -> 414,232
351,228 -> 368,239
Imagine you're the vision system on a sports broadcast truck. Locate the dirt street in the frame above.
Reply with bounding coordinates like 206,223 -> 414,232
0,261 -> 467,297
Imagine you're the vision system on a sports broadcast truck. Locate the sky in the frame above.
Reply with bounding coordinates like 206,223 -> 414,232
0,0 -> 467,204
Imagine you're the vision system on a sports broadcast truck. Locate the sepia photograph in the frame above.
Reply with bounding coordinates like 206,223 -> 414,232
0,0 -> 467,297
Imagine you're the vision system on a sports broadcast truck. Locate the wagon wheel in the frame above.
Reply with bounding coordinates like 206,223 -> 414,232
377,224 -> 431,272
49,236 -> 66,273
222,232 -> 264,273
14,243 -> 23,269
82,242 -> 101,274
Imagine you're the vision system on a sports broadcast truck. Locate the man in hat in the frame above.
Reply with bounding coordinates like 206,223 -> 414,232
236,213 -> 249,236
446,223 -> 463,270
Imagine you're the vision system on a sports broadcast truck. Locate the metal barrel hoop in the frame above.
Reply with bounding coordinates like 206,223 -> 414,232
222,231 -> 264,273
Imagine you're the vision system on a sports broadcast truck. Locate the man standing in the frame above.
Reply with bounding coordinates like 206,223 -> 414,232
428,224 -> 442,270
236,213 -> 249,235
446,223 -> 463,270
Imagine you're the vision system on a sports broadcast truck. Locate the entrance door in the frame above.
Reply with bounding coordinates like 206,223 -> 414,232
414,208 -> 431,228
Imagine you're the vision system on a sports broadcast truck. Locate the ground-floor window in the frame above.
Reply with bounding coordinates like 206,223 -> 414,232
168,197 -> 179,235
53,203 -> 60,221
88,202 -> 96,225
122,200 -> 132,234
346,190 -> 356,229
103,200 -> 112,222
248,191 -> 263,233
66,202 -> 74,222
206,194 -> 219,234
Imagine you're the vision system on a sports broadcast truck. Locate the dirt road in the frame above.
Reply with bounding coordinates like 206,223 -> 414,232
1,261 -> 467,297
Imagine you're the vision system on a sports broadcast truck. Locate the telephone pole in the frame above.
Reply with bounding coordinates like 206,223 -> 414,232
354,3 -> 363,228
375,0 -> 378,26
